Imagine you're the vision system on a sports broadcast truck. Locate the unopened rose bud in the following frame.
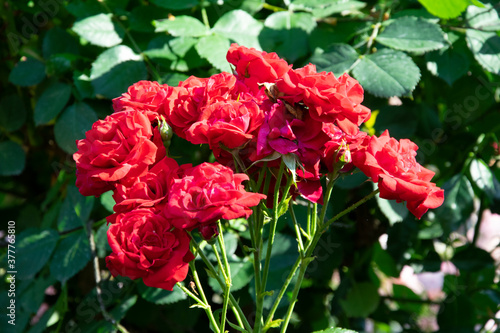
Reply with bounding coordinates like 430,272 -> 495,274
158,116 -> 173,149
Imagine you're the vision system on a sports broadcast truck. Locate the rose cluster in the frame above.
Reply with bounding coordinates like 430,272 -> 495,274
74,44 -> 444,290
73,77 -> 266,289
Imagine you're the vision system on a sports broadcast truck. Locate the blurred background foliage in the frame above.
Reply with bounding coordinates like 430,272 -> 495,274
0,0 -> 499,332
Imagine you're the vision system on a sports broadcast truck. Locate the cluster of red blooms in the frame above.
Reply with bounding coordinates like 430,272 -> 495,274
73,44 -> 444,290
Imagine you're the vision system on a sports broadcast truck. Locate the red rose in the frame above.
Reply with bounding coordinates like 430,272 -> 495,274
256,101 -> 329,174
321,124 -> 368,173
226,44 -> 291,92
185,99 -> 265,156
73,111 -> 158,197
276,64 -> 371,135
112,80 -> 172,121
164,162 -> 266,238
106,209 -> 194,291
352,130 -> 444,219
108,157 -> 180,223
163,76 -> 208,139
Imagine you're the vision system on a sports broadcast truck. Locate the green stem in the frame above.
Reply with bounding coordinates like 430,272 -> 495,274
200,1 -> 210,28
217,222 -> 232,333
279,260 -> 308,333
212,243 -> 229,281
364,22 -> 381,55
176,282 -> 204,305
317,174 -> 337,230
262,2 -> 286,12
255,161 -> 286,332
263,257 -> 301,331
289,200 -> 305,256
279,188 -> 380,332
191,236 -> 253,333
189,260 -> 221,333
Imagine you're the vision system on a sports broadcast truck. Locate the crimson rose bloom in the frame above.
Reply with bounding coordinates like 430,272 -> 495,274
74,111 -> 158,197
256,101 -> 329,174
164,162 -> 266,238
226,44 -> 291,92
321,123 -> 367,173
185,99 -> 265,156
112,80 -> 171,120
106,209 -> 194,290
108,157 -> 180,224
352,130 -> 444,219
276,64 -> 371,135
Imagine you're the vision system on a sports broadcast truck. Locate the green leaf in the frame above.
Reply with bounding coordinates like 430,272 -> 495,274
54,102 -> 98,154
138,281 -> 187,304
467,4 -> 500,31
150,0 -> 198,10
352,49 -> 420,98
195,34 -> 232,72
372,242 -> 398,277
309,44 -> 359,77
437,295 -> 476,330
154,16 -> 208,37
8,58 -> 46,87
34,82 -> 72,126
377,16 -> 447,53
212,10 -> 264,49
0,94 -> 27,132
208,260 -> 254,293
72,13 -> 124,48
466,4 -> 500,75
469,159 -> 495,198
313,328 -> 358,333
466,29 -> 500,75
0,141 -> 26,176
339,282 -> 380,317
109,295 -> 138,321
393,284 -> 424,313
50,229 -> 92,283
374,105 -> 418,140
73,72 -> 94,100
162,73 -> 190,86
417,0 -> 476,19
145,36 -> 204,72
432,174 -> 474,235
426,45 -> 470,86
128,6 -> 169,33
15,228 -> 59,280
452,245 -> 494,271
95,222 -> 111,258
57,185 -> 95,232
291,0 -> 366,19
260,11 -> 317,62
45,54 -> 79,77
100,190 -> 115,213
90,45 -> 148,99
42,27 -> 79,58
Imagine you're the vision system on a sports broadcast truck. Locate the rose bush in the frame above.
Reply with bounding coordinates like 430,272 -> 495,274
72,44 -> 446,332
